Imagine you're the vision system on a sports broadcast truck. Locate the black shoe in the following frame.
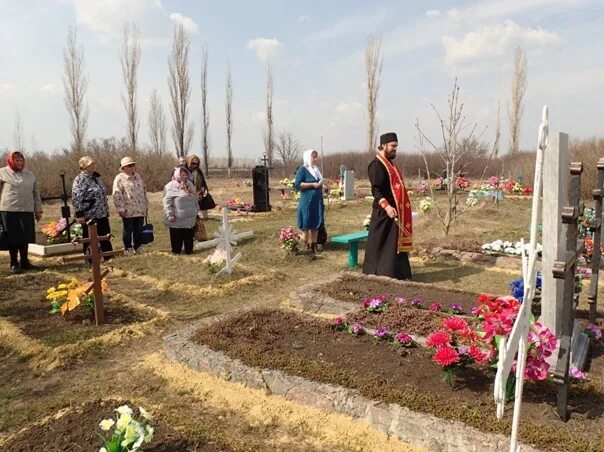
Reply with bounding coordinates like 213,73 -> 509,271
10,264 -> 21,274
20,261 -> 39,271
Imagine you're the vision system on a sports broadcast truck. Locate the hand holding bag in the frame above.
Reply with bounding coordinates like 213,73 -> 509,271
141,216 -> 154,244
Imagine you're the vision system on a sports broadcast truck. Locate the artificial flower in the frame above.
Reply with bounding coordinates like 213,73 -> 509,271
426,331 -> 452,348
99,419 -> 115,431
433,346 -> 460,367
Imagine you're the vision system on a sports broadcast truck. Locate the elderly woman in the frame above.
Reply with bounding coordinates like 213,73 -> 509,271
295,149 -> 324,254
186,155 -> 211,219
163,166 -> 199,254
72,156 -> 113,259
0,151 -> 43,273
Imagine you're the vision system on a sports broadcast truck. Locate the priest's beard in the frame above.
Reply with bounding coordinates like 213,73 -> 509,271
382,149 -> 396,160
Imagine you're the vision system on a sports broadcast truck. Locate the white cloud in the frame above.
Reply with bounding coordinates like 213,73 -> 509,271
333,101 -> 362,121
442,20 -> 563,69
169,12 -> 199,33
297,15 -> 311,24
308,9 -> 388,41
40,83 -> 58,95
0,83 -> 12,91
246,38 -> 282,62
426,10 -> 440,18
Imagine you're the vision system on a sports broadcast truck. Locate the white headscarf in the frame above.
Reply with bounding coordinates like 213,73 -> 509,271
303,149 -> 322,181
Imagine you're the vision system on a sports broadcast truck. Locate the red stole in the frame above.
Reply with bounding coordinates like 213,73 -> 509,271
376,153 -> 413,253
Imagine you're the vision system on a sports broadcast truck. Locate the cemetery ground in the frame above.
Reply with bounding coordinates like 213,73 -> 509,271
0,178 -> 603,451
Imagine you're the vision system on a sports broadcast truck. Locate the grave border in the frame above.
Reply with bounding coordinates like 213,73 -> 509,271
163,311 -> 541,452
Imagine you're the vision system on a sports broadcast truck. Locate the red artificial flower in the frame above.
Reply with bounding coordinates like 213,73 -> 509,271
433,346 -> 460,367
469,345 -> 491,365
426,330 -> 452,348
332,316 -> 344,325
442,316 -> 469,331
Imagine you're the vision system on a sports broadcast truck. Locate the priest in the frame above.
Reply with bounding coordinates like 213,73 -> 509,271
362,132 -> 412,280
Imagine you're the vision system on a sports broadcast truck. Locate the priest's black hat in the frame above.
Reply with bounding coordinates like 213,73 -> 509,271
380,132 -> 398,145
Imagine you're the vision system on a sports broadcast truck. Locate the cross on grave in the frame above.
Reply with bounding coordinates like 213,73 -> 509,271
214,207 -> 242,276
587,158 -> 604,321
552,161 -> 589,421
494,105 -> 548,451
61,222 -> 123,325
40,171 -> 75,241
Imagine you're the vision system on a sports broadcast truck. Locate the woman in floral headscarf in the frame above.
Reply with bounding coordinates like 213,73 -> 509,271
163,166 -> 199,254
0,151 -> 43,273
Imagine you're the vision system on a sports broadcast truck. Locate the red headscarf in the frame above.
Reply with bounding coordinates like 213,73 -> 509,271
7,151 -> 24,172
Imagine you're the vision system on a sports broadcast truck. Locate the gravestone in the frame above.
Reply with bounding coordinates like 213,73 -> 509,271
252,165 -> 271,212
342,170 -> 355,201
541,132 -> 569,337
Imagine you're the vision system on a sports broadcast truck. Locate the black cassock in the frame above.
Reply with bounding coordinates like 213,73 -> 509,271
362,158 -> 412,280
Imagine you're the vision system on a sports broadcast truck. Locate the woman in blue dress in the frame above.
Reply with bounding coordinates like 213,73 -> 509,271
295,149 -> 324,254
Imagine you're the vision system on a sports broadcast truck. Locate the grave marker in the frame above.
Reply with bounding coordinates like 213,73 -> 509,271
588,158 -> 604,321
61,222 -> 123,325
214,208 -> 242,276
342,170 -> 355,201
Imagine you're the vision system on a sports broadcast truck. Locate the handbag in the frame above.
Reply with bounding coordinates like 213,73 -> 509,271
140,217 -> 154,244
198,192 -> 216,211
194,215 -> 207,241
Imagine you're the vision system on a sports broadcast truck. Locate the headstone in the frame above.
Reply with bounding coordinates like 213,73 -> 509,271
541,132 -> 569,337
252,165 -> 271,212
342,170 -> 355,201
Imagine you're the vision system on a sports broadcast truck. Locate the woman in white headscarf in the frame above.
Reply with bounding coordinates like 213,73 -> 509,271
294,149 -> 324,254
163,166 -> 199,254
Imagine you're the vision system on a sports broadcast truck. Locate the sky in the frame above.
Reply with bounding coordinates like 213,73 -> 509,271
1,0 -> 603,162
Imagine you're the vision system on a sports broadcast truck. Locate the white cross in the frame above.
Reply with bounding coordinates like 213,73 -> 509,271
494,105 -> 548,451
214,207 -> 242,276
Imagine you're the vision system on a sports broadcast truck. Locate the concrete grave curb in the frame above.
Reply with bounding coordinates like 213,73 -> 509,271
163,312 -> 541,452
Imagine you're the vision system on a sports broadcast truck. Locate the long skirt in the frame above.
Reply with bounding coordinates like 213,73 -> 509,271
0,211 -> 35,250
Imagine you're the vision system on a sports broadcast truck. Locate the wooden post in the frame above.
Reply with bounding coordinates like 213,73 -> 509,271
588,158 -> 604,322
61,222 -> 123,325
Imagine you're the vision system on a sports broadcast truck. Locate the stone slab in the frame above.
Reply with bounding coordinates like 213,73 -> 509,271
28,242 -> 83,256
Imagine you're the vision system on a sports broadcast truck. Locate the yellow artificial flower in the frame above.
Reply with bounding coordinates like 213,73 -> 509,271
57,283 -> 67,290
47,287 -> 56,294
116,413 -> 132,431
99,418 -> 115,431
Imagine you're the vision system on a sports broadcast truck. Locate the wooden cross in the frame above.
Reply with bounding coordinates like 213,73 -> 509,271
61,222 -> 123,325
215,208 -> 242,276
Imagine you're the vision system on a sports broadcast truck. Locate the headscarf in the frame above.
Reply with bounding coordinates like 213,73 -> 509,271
172,166 -> 192,192
7,151 -> 24,172
302,149 -> 322,181
186,154 -> 207,192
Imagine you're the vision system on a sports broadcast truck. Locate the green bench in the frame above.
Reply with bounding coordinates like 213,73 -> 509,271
331,230 -> 369,268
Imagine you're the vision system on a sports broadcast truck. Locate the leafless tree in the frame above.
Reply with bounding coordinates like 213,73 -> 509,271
168,23 -> 193,158
121,22 -> 142,153
200,43 -> 210,175
30,134 -> 38,153
415,79 -> 495,236
264,64 -> 274,165
508,47 -> 527,155
63,27 -> 88,155
365,34 -> 383,153
275,131 -> 302,174
225,61 -> 233,178
13,111 -> 24,152
148,89 -> 167,155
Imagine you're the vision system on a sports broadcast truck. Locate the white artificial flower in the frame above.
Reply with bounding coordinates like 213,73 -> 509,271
131,424 -> 146,450
144,425 -> 154,443
481,244 -> 490,250
139,406 -> 153,422
99,448 -> 108,452
116,405 -> 134,416
99,418 -> 115,431
116,413 -> 132,431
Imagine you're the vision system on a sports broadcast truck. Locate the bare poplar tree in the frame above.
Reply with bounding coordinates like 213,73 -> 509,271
265,64 -> 274,165
508,47 -> 528,155
13,111 -> 24,152
148,89 -> 167,155
63,27 -> 88,155
200,43 -> 210,175
415,79 -> 495,236
365,34 -> 383,153
121,22 -> 142,152
275,130 -> 302,174
225,61 -> 233,178
168,23 -> 193,158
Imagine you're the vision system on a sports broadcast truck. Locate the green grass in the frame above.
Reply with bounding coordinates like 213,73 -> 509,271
41,330 -> 90,348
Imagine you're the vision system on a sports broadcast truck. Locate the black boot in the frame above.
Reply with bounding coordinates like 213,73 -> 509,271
311,243 -> 317,255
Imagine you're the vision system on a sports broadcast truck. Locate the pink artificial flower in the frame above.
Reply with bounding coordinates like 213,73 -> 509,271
442,316 -> 469,332
395,332 -> 414,347
524,356 -> 549,381
332,316 -> 344,326
433,346 -> 460,367
426,330 -> 452,348
429,302 -> 442,312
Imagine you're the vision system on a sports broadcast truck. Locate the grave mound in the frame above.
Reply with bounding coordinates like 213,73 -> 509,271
175,308 -> 604,451
0,399 -> 231,451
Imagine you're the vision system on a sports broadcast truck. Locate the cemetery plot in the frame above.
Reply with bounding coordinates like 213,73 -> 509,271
0,399 -> 232,452
177,308 -> 604,452
0,271 -> 167,369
